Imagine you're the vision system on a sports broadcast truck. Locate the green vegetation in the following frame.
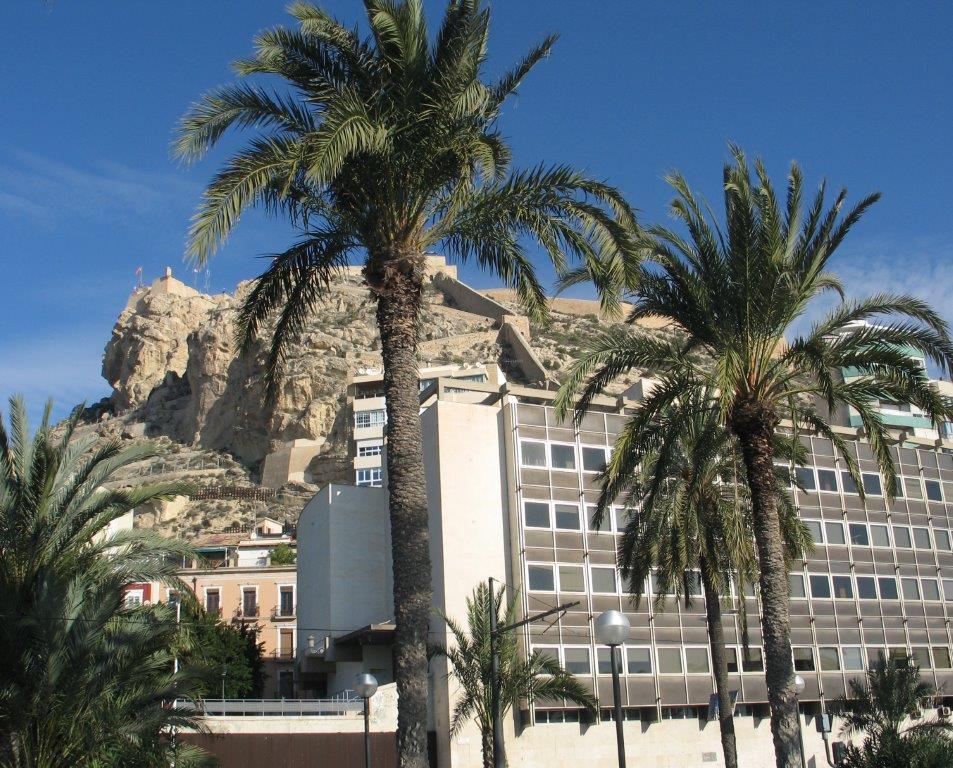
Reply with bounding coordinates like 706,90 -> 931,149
836,657 -> 953,768
431,582 -> 596,768
175,1 -> 635,762
180,604 -> 266,699
0,398 -> 210,768
557,146 -> 953,768
590,391 -> 812,768
269,542 -> 296,565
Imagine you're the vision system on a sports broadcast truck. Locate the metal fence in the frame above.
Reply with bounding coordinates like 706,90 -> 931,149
184,697 -> 363,717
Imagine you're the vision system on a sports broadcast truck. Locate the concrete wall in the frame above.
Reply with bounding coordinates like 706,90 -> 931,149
432,275 -> 528,336
261,439 -> 326,488
497,322 -> 549,385
296,485 -> 392,693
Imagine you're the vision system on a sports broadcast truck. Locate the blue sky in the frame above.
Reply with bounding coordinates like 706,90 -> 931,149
1,1 -> 952,420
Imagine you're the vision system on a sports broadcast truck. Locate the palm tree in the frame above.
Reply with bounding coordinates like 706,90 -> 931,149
836,656 -> 953,768
555,146 -> 953,768
431,582 -> 596,768
0,398 -> 209,768
174,3 -> 635,762
593,392 -> 812,768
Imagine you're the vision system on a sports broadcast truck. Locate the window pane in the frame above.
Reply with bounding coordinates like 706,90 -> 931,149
563,648 -> 591,675
867,647 -> 887,667
795,467 -> 817,491
857,576 -> 877,599
587,505 -> 611,533
894,526 -> 912,548
554,503 -> 580,530
849,523 -> 869,546
591,567 -> 617,594
626,647 -> 652,674
906,476 -> 923,499
788,574 -> 806,598
725,647 -> 739,674
878,577 -> 899,600
524,501 -> 550,528
943,579 -> 953,600
793,647 -> 815,672
582,446 -> 607,473
535,646 -> 560,665
912,647 -> 932,669
925,480 -> 943,502
935,529 -> 952,551
805,520 -> 823,544
597,647 -> 622,675
933,647 -> 952,669
901,578 -> 921,600
685,648 -> 710,674
871,524 -> 890,547
685,571 -> 703,597
862,473 -> 883,495
742,647 -> 764,672
832,575 -> 854,599
825,522 -> 846,545
913,527 -> 932,549
842,647 -> 864,671
819,647 -> 840,671
810,575 -> 832,599
841,471 -> 858,494
550,444 -> 576,470
521,441 -> 546,467
528,565 -> 555,591
657,648 -> 682,674
817,469 -> 838,492
558,566 -> 585,593
922,579 -> 941,601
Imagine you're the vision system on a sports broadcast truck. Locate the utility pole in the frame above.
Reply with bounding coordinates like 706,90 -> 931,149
488,577 -> 578,768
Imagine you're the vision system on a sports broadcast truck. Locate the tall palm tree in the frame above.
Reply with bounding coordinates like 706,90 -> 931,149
174,3 -> 635,762
836,656 -> 953,768
0,398 -> 208,768
555,146 -> 953,768
592,392 -> 811,768
431,582 -> 596,768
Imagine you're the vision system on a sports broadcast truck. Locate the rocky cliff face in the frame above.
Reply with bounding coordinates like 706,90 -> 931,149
100,269 -> 499,468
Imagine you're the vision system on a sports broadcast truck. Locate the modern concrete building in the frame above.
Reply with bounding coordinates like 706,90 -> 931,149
296,374 -> 953,767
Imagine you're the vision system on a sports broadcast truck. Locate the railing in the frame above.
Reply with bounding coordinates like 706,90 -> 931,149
233,606 -> 259,620
273,649 -> 296,661
271,606 -> 296,621
184,698 -> 364,717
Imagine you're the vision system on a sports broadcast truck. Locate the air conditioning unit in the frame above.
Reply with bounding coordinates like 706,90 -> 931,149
938,706 -> 952,719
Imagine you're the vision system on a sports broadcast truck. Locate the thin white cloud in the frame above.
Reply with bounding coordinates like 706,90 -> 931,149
0,330 -> 110,424
0,148 -> 198,226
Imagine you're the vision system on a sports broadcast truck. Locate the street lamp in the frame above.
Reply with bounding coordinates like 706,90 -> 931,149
354,673 -> 379,768
221,663 -> 227,701
595,610 -> 630,768
794,674 -> 807,768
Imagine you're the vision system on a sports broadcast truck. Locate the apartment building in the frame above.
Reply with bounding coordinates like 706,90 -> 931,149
141,521 -> 299,698
297,376 -> 953,768
348,362 -> 506,488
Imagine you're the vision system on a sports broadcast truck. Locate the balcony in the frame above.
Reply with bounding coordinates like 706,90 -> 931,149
273,648 -> 296,662
233,605 -> 259,622
271,606 -> 296,621
205,606 -> 221,618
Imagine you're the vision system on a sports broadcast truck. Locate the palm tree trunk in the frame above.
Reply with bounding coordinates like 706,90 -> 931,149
481,726 -> 493,768
731,404 -> 801,768
700,557 -> 738,768
375,265 -> 432,768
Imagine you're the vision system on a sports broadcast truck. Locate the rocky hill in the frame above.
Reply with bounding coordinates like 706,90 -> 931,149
82,260 -> 656,538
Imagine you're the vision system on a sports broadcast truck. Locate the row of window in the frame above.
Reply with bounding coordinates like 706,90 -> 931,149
789,466 -> 945,502
519,439 -> 608,473
357,439 -> 383,457
526,562 -> 622,594
790,571 -> 953,603
802,518 -> 953,552
356,468 -> 383,487
522,500 -> 615,532
354,409 -> 387,429
534,643 -> 953,678
203,586 -> 296,617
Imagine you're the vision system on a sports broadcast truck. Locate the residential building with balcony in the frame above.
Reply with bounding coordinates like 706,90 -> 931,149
297,375 -> 953,768
347,362 -> 506,488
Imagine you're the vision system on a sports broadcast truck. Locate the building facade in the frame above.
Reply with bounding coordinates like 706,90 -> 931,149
297,376 -> 953,767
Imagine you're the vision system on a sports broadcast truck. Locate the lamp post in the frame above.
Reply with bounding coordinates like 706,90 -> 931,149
595,610 -> 630,768
221,663 -> 227,701
354,673 -> 379,768
794,674 -> 807,768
